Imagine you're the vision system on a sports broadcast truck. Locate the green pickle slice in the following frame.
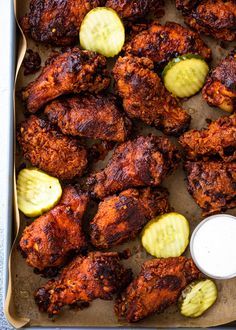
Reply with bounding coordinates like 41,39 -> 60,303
141,212 -> 190,258
17,168 -> 62,217
179,279 -> 218,317
80,7 -> 125,57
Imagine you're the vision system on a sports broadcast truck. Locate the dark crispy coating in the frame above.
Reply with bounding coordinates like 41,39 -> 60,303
124,21 -> 212,67
20,0 -> 101,46
87,135 -> 180,199
184,161 -> 236,216
34,251 -> 133,315
202,50 -> 236,112
113,55 -> 191,136
19,186 -> 89,272
90,187 -> 169,249
22,48 -> 110,113
17,115 -> 87,180
115,257 -> 201,322
176,0 -> 236,41
45,94 -> 132,142
179,114 -> 236,162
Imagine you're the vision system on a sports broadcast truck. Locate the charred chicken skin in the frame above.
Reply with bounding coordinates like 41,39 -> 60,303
87,135 -> 180,199
184,161 -> 236,216
202,50 -> 236,112
90,187 -> 169,249
19,186 -> 88,272
115,257 -> 201,322
113,55 -> 191,136
35,251 -> 133,316
124,21 -> 212,67
17,115 -> 87,180
22,48 -> 110,113
176,0 -> 236,41
179,114 -> 236,162
45,94 -> 132,142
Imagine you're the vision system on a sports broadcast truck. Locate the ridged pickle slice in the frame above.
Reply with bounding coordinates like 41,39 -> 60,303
141,212 -> 190,258
80,7 -> 125,57
179,279 -> 218,317
17,168 -> 62,217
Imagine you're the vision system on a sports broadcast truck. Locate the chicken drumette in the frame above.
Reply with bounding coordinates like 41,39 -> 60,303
115,257 -> 201,322
87,135 -> 180,199
35,251 -> 133,316
19,186 -> 88,273
113,55 -> 191,136
22,48 -> 110,113
90,187 -> 169,249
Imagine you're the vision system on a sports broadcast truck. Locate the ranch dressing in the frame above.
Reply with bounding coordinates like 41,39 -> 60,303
190,214 -> 236,279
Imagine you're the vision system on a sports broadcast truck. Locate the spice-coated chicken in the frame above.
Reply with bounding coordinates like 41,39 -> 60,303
20,0 -> 101,46
19,186 -> 88,273
90,187 -> 169,249
22,48 -> 110,113
35,251 -> 133,315
176,0 -> 236,41
115,257 -> 201,322
202,50 -> 236,112
17,115 -> 87,180
124,21 -> 212,67
184,161 -> 236,216
179,114 -> 236,162
113,55 -> 191,136
87,135 -> 180,199
45,94 -> 132,142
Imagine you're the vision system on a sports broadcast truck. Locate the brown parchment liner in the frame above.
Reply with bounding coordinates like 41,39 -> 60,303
4,0 -> 236,328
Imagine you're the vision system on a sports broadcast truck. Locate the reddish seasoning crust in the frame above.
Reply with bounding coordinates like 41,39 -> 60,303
23,49 -> 41,75
34,251 -> 133,316
115,257 -> 201,322
17,115 -> 87,180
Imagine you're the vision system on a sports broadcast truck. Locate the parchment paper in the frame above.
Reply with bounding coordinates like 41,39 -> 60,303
5,0 -> 236,328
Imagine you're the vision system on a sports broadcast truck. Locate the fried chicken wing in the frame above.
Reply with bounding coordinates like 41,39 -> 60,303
176,0 -> 236,41
115,257 -> 201,322
17,115 -> 87,180
90,187 -> 169,249
45,94 -> 132,142
179,114 -> 236,162
202,50 -> 236,112
22,48 -> 110,113
184,161 -> 236,215
19,186 -> 88,272
35,251 -> 133,315
124,21 -> 211,67
87,135 -> 180,199
113,55 -> 191,136
20,0 -> 101,46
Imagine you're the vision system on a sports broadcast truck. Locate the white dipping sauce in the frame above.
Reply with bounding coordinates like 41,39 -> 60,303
191,215 -> 236,279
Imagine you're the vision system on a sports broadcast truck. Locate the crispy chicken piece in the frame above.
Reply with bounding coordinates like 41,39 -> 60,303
20,0 -> 101,46
184,161 -> 236,215
34,251 -> 133,315
17,115 -> 87,180
202,50 -> 236,112
45,94 -> 132,142
115,257 -> 201,322
90,187 -> 169,249
19,186 -> 89,272
22,48 -> 110,113
124,21 -> 212,67
87,135 -> 180,199
179,114 -> 236,162
176,0 -> 236,41
113,55 -> 191,136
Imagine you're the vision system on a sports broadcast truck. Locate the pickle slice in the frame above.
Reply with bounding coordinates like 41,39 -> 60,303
17,168 -> 62,217
80,7 -> 125,57
141,212 -> 190,258
179,279 -> 218,317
